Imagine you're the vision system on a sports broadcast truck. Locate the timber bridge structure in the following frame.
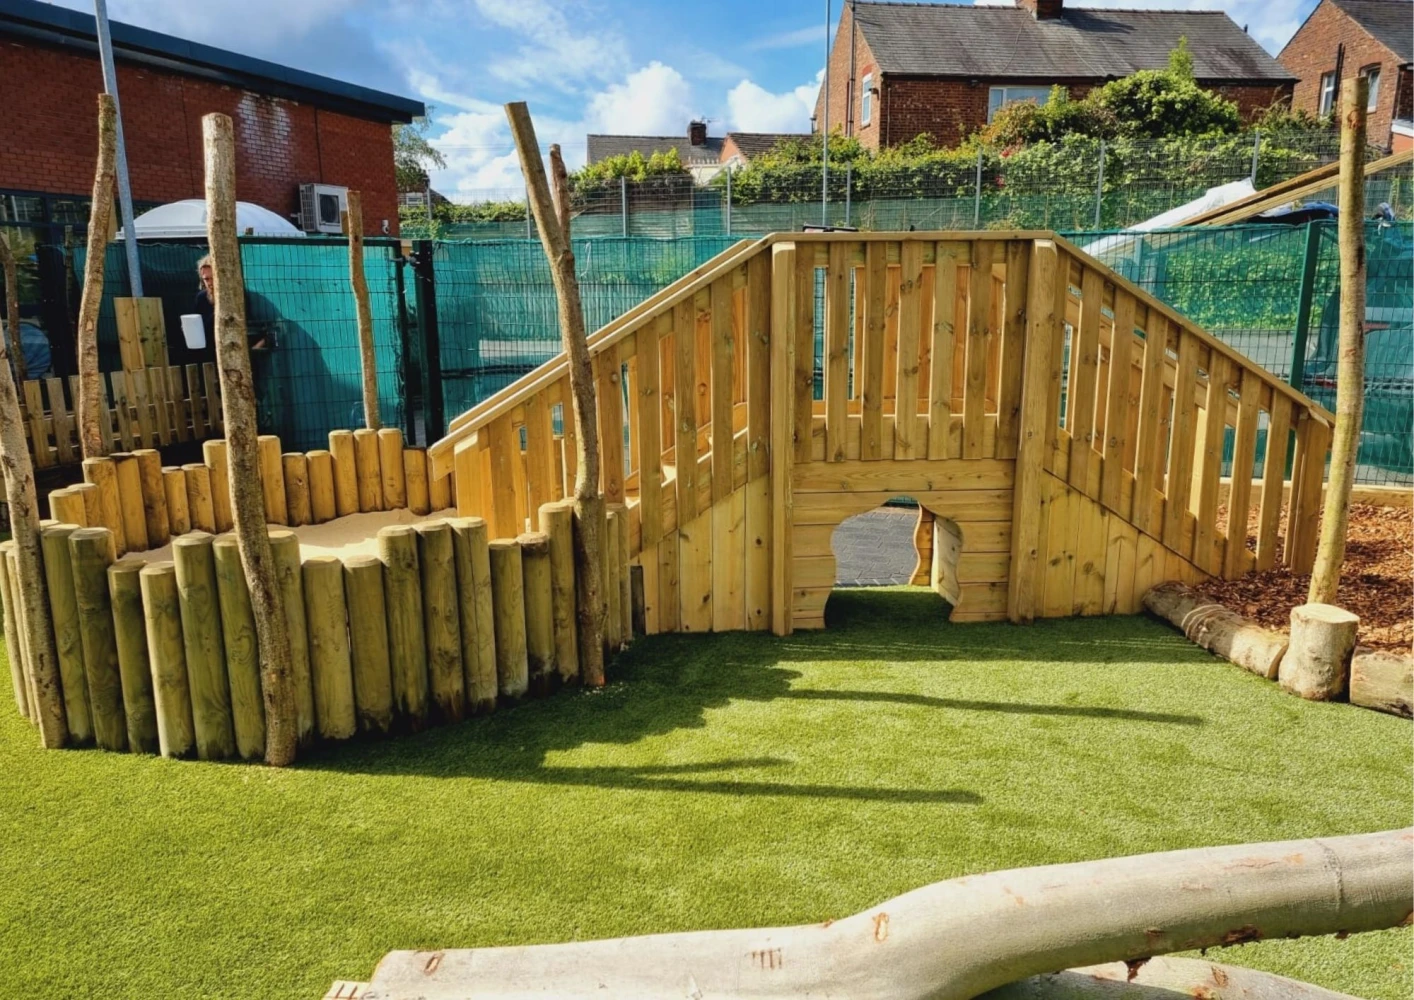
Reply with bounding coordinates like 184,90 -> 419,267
428,231 -> 1333,635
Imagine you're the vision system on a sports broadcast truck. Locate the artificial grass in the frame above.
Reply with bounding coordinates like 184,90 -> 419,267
0,588 -> 1408,999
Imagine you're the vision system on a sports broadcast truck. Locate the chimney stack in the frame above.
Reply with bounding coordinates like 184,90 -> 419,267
688,120 -> 708,146
1015,0 -> 1063,19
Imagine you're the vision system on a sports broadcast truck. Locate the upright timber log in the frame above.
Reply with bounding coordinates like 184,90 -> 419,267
76,94 -> 116,461
203,112 -> 296,767
345,190 -> 380,431
506,105 -> 605,686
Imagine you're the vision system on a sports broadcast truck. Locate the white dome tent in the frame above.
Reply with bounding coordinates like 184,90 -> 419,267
117,199 -> 306,240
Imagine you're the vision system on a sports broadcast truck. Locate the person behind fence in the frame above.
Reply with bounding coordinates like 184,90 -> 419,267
194,254 -> 272,357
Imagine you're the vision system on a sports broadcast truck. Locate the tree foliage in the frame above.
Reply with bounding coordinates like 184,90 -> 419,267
393,113 -> 447,192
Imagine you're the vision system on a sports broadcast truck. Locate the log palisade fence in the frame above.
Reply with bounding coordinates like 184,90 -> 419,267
429,231 -> 1334,633
5,423 -> 640,759
7,230 -> 1335,760
20,363 -> 223,469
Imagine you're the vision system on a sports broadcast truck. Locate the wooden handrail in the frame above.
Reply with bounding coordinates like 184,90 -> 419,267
1052,234 -> 1334,424
430,237 -> 763,477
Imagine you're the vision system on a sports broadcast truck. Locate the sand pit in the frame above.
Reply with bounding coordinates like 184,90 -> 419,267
135,507 -> 459,564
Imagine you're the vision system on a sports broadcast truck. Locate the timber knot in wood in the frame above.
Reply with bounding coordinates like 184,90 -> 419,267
1124,957 -> 1150,981
420,951 -> 443,975
872,912 -> 889,942
1219,925 -> 1262,946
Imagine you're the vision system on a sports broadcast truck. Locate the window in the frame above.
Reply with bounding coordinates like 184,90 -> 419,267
861,73 -> 873,126
1362,65 -> 1381,111
1318,71 -> 1337,115
987,85 -> 1054,122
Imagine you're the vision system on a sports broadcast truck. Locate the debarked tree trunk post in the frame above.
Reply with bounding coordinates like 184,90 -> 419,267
77,93 -> 118,461
504,103 -> 605,686
203,112 -> 296,767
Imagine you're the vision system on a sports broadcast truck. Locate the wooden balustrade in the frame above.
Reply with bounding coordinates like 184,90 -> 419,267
431,231 -> 1334,635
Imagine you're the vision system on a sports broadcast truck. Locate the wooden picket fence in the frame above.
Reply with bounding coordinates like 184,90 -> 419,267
428,230 -> 1334,631
20,364 -> 223,469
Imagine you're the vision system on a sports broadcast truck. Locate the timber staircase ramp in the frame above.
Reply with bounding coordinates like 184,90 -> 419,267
429,231 -> 1333,634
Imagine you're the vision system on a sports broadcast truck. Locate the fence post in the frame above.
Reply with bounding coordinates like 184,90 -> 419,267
844,163 -> 852,227
725,167 -> 732,237
524,187 -> 532,239
621,176 -> 628,237
1093,140 -> 1106,228
411,241 -> 445,443
973,147 -> 983,228
392,246 -> 415,443
1249,130 -> 1262,186
1289,220 -> 1325,392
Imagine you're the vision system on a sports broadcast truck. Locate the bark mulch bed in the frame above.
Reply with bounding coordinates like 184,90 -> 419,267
1195,503 -> 1411,653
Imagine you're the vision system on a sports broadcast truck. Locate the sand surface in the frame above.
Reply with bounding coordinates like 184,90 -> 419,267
136,508 -> 457,564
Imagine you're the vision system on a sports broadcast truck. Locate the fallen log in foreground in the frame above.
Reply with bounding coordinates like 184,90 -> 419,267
365,828 -> 1412,1000
981,956 -> 1363,999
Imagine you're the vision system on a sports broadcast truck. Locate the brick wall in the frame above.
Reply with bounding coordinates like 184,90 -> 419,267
0,37 -> 399,234
1279,0 -> 1409,147
814,3 -> 884,151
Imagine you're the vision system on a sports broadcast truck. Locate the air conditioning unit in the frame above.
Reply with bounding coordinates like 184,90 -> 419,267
298,183 -> 348,234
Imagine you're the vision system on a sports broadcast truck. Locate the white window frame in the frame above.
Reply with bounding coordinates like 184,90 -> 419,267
861,73 -> 873,126
987,85 -> 1054,122
1362,65 -> 1381,111
1318,71 -> 1337,116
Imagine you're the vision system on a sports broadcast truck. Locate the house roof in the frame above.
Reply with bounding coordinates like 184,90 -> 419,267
1330,0 -> 1413,64
724,133 -> 813,159
851,2 -> 1297,83
0,0 -> 424,122
586,135 -> 725,166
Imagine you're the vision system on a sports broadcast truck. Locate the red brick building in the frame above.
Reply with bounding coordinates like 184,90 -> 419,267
0,0 -> 421,236
1279,0 -> 1413,150
814,0 -> 1297,150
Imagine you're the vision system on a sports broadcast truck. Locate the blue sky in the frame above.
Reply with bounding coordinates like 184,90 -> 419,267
51,0 -> 1320,199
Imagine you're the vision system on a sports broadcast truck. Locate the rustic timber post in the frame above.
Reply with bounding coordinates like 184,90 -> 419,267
768,242 -> 797,636
203,112 -> 297,767
77,93 -> 118,460
1308,76 -> 1368,606
505,101 -> 606,686
344,191 -> 380,431
1006,239 -> 1058,623
0,253 -> 65,743
0,232 -> 26,386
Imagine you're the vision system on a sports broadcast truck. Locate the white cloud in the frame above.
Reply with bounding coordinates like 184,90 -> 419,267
98,0 -> 356,48
726,71 -> 822,133
585,62 -> 697,135
470,0 -> 629,89
746,25 -> 828,51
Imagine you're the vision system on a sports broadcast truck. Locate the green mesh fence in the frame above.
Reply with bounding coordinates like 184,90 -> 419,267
1070,221 -> 1413,485
76,238 -> 409,451
432,237 -> 740,417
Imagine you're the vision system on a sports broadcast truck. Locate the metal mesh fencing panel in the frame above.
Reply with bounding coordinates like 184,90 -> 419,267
432,236 -> 740,417
76,238 -> 408,451
1071,221 -> 1413,485
406,133 -> 1386,241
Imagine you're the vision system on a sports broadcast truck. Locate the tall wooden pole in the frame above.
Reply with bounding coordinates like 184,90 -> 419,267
203,112 -> 297,767
505,103 -> 605,685
549,145 -> 572,241
0,232 -> 27,386
345,191 -> 380,431
77,93 -> 117,460
1309,76 -> 1367,606
0,261 -> 66,746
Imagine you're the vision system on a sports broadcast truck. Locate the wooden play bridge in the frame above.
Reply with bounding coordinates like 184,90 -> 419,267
428,231 -> 1332,635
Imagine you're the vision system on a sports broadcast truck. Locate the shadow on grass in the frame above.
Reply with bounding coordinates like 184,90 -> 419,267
300,590 -> 1208,801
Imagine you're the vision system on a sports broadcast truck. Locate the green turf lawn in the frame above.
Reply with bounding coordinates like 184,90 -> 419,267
0,588 -> 1409,999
